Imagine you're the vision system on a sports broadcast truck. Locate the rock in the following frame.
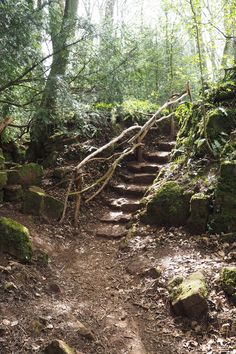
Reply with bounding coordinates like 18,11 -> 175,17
220,266 -> 236,296
169,272 -> 208,318
23,186 -> 63,220
144,181 -> 190,226
4,185 -> 23,202
53,167 -> 71,180
44,340 -> 76,354
142,267 -> 162,279
75,320 -> 94,340
42,151 -> 59,168
23,186 -> 45,215
210,161 -> 236,233
0,217 -> 32,262
187,193 -> 210,234
43,195 -> 64,221
0,171 -> 7,188
7,163 -> 43,186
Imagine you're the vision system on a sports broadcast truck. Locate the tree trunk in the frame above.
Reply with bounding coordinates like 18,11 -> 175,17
30,0 -> 79,156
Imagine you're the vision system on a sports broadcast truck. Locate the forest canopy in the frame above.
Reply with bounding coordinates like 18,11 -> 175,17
0,0 -> 235,146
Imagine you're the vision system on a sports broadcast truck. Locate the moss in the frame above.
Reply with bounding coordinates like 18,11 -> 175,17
4,185 -> 23,202
0,171 -> 7,188
0,217 -> 32,262
23,186 -> 63,220
43,195 -> 64,220
0,148 -> 5,169
210,161 -> 236,233
144,181 -> 190,226
187,193 -> 210,234
168,276 -> 184,290
220,267 -> 236,296
23,186 -> 45,215
8,163 -> 43,186
170,272 -> 208,304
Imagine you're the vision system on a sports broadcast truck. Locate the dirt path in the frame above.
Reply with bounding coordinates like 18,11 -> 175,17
0,198 -> 236,354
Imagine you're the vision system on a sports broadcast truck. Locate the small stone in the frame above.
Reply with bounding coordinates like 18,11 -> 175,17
75,320 -> 94,340
48,283 -> 61,294
4,281 -> 17,291
2,319 -> 10,326
142,267 -> 162,279
44,339 -> 77,354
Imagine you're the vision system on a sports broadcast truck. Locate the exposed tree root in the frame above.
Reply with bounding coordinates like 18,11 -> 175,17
60,89 -> 190,224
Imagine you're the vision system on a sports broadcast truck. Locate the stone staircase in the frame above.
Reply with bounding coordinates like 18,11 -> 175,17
96,141 -> 176,239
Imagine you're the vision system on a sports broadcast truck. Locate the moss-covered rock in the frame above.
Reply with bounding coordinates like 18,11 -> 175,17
187,193 -> 210,234
0,171 -> 7,188
23,186 -> 63,220
210,161 -> 236,233
44,340 -> 76,354
220,267 -> 236,296
43,195 -> 64,221
144,181 -> 190,226
23,186 -> 45,215
169,272 -> 208,318
4,185 -> 23,202
0,217 -> 32,262
7,163 -> 43,186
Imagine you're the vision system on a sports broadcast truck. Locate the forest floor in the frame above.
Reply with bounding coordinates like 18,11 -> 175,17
0,183 -> 236,354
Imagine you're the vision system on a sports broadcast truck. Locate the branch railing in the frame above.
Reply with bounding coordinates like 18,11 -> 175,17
60,84 -> 192,224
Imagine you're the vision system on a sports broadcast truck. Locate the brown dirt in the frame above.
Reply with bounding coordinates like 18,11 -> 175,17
0,191 -> 236,354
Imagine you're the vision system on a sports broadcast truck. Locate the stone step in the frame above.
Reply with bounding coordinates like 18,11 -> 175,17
127,162 -> 161,174
96,224 -> 127,239
120,172 -> 156,185
111,183 -> 147,197
108,197 -> 141,212
144,151 -> 171,163
100,211 -> 132,223
157,141 -> 176,152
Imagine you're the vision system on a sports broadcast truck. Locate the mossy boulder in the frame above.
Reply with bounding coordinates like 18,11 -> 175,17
220,267 -> 236,297
4,185 -> 23,202
23,186 -> 63,220
144,181 -> 190,226
169,272 -> 208,318
187,193 -> 210,234
43,195 -> 64,221
44,340 -> 76,354
23,186 -> 45,215
206,108 -> 236,141
7,163 -> 43,186
0,217 -> 32,262
210,161 -> 236,233
0,171 -> 7,188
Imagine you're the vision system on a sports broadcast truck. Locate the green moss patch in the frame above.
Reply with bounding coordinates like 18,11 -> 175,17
0,217 -> 32,262
144,181 -> 190,226
169,272 -> 208,318
220,267 -> 236,296
23,186 -> 63,221
210,161 -> 236,233
8,163 -> 43,186
187,193 -> 210,234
